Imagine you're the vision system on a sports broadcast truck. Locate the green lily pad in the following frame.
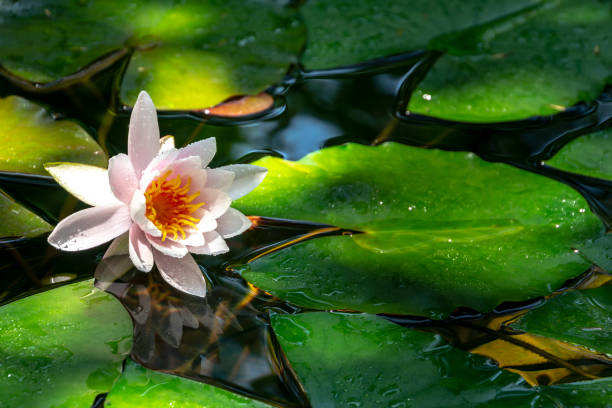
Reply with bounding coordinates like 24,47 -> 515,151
546,129 -> 612,180
271,312 -> 612,407
0,189 -> 51,238
0,279 -> 132,408
0,0 -> 304,109
579,234 -> 612,272
300,0 -> 542,69
408,0 -> 612,122
512,284 -> 612,355
0,96 -> 106,175
233,143 -> 605,317
105,359 -> 273,408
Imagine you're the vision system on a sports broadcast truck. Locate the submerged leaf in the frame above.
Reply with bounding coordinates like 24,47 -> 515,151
234,143 -> 605,317
0,0 -> 304,110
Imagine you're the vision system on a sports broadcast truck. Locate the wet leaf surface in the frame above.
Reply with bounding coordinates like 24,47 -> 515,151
104,359 -> 273,408
546,128 -> 612,181
234,143 -> 606,317
0,280 -> 132,408
513,282 -> 612,356
408,0 -> 612,122
0,0 -> 304,110
300,0 -> 540,69
271,311 -> 612,407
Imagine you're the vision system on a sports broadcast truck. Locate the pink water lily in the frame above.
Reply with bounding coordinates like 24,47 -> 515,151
46,91 -> 266,298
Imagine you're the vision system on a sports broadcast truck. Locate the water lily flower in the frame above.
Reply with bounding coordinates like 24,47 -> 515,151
46,91 -> 266,298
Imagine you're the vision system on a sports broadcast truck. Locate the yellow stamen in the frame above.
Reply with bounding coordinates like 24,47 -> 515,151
144,169 -> 205,241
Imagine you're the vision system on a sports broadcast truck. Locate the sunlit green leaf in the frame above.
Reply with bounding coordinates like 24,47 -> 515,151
271,312 -> 612,407
546,129 -> 612,180
104,359 -> 272,408
0,280 -> 132,408
234,143 -> 605,317
0,96 -> 106,175
0,189 -> 51,238
0,0 -> 304,109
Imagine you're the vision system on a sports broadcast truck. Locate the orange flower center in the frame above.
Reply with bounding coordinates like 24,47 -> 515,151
144,169 -> 204,241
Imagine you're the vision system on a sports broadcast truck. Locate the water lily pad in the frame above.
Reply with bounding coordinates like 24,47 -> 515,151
0,189 -> 51,238
546,129 -> 612,180
0,0 -> 304,109
300,0 -> 541,69
408,0 -> 612,122
579,235 -> 612,272
233,143 -> 605,317
104,359 -> 273,408
513,284 -> 612,356
0,96 -> 106,175
0,280 -> 132,408
271,312 -> 612,407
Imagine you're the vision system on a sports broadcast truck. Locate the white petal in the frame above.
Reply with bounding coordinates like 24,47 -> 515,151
159,135 -> 175,154
188,231 -> 229,255
217,164 -> 267,200
200,188 -> 232,219
108,153 -> 139,204
48,205 -> 131,251
174,230 -> 205,247
147,234 -> 188,258
129,191 -> 162,237
103,233 -> 129,258
195,212 -> 217,233
205,168 -> 235,191
138,148 -> 180,190
152,250 -> 207,298
216,208 -> 252,238
176,138 -> 216,167
129,224 -> 154,271
45,163 -> 122,207
128,91 -> 160,178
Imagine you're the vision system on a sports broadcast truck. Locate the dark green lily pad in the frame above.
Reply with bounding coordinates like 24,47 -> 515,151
0,189 -> 51,238
408,0 -> 612,122
0,280 -> 132,408
0,96 -> 106,175
271,312 -> 612,407
300,0 -> 541,69
234,143 -> 605,317
0,0 -> 304,109
579,234 -> 612,272
546,129 -> 612,180
512,284 -> 612,355
104,359 -> 272,408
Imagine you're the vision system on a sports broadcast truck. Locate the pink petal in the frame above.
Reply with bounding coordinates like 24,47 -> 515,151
147,234 -> 188,258
205,168 -> 234,191
195,212 -> 217,233
128,91 -> 160,178
176,138 -> 216,168
108,153 -> 139,204
174,230 -> 205,247
166,156 -> 207,196
200,188 -> 232,219
217,164 -> 267,200
188,231 -> 229,256
216,208 -> 252,238
129,224 -> 154,271
152,250 -> 207,298
48,205 -> 131,251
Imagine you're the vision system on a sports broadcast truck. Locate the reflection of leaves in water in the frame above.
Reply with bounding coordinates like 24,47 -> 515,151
96,259 -> 308,408
383,267 -> 612,386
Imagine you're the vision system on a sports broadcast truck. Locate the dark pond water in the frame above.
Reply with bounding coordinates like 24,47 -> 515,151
0,49 -> 611,407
